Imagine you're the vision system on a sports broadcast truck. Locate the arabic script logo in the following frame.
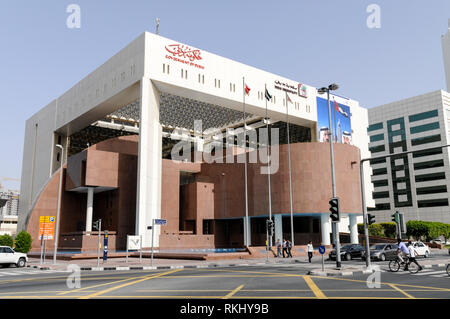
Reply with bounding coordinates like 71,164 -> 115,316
165,43 -> 202,61
298,83 -> 308,98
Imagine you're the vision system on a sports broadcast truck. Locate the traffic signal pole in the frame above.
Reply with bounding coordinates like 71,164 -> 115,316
327,90 -> 341,269
359,162 -> 372,269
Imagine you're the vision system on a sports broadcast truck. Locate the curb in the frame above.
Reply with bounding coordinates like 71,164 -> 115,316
27,262 -> 266,272
27,261 -> 449,273
307,269 -> 375,277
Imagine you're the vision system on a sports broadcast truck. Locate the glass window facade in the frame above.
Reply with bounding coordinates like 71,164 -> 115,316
370,133 -> 384,142
369,145 -> 385,153
413,159 -> 444,170
370,157 -> 386,165
416,185 -> 447,195
412,148 -> 443,158
408,109 -> 438,123
372,179 -> 389,187
415,172 -> 446,183
411,134 -> 441,146
372,168 -> 387,176
368,122 -> 383,132
417,198 -> 448,208
372,191 -> 390,199
410,122 -> 440,134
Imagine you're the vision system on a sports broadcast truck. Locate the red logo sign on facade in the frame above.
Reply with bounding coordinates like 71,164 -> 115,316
165,43 -> 205,69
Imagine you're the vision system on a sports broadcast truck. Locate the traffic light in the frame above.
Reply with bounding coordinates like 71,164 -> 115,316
391,212 -> 399,223
267,219 -> 274,236
367,214 -> 376,225
329,197 -> 340,222
93,219 -> 101,231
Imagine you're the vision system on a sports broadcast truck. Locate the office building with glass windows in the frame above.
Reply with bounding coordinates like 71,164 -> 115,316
367,90 -> 450,223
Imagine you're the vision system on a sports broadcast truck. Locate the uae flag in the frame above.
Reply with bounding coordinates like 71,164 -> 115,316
334,99 -> 349,118
244,84 -> 251,95
265,88 -> 272,101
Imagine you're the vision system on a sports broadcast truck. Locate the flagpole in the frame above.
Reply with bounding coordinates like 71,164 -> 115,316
286,91 -> 295,246
265,84 -> 273,248
333,97 -> 337,142
243,77 -> 250,248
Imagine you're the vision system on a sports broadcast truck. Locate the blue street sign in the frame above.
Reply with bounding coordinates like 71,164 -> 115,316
318,245 -> 326,255
154,219 -> 167,225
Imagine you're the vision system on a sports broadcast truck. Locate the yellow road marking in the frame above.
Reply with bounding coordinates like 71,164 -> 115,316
309,274 -> 450,292
79,269 -> 181,299
58,274 -> 148,295
223,284 -> 244,299
388,284 -> 415,299
303,276 -> 326,299
137,289 -> 231,292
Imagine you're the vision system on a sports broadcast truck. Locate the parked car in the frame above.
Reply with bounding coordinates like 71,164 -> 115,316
361,243 -> 398,261
0,246 -> 28,268
411,241 -> 430,258
329,244 -> 365,261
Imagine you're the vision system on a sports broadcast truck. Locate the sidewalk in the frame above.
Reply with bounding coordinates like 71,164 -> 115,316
27,255 -> 314,271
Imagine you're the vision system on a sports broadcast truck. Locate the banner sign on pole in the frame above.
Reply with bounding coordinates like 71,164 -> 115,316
127,235 -> 141,250
38,216 -> 55,240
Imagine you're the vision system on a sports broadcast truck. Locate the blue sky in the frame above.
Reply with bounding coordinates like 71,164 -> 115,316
0,0 -> 449,188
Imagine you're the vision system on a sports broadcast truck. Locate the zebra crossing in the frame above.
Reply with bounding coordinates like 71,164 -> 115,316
0,268 -> 70,277
380,267 -> 449,278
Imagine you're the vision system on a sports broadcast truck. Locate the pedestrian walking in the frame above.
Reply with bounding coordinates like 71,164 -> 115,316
287,240 -> 293,258
282,239 -> 287,258
307,240 -> 314,263
276,239 -> 281,258
406,240 -> 423,271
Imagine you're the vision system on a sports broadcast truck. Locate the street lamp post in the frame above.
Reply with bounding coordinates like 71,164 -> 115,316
53,144 -> 64,265
318,84 -> 342,269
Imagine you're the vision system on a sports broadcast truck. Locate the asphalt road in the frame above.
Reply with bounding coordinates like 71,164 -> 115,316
0,263 -> 448,300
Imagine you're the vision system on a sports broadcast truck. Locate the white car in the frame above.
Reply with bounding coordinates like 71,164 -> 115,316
0,246 -> 28,267
411,241 -> 430,258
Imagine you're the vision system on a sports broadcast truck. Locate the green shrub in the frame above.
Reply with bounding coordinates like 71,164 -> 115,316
368,224 -> 384,237
380,222 -> 397,238
406,220 -> 450,242
14,231 -> 32,253
0,234 -> 14,247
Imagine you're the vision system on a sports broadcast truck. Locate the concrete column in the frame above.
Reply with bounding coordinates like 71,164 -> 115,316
85,187 -> 94,234
274,214 -> 283,243
136,78 -> 162,248
320,213 -> 331,245
349,214 -> 359,244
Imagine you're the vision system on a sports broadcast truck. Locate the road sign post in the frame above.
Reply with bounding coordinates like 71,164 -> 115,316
151,219 -> 155,266
43,237 -> 47,264
319,245 -> 326,272
126,235 -> 129,263
93,219 -> 101,267
140,235 -> 143,263
150,219 -> 167,267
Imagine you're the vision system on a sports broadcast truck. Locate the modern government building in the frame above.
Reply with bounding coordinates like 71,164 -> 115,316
18,32 -> 376,253
18,20 -> 450,253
